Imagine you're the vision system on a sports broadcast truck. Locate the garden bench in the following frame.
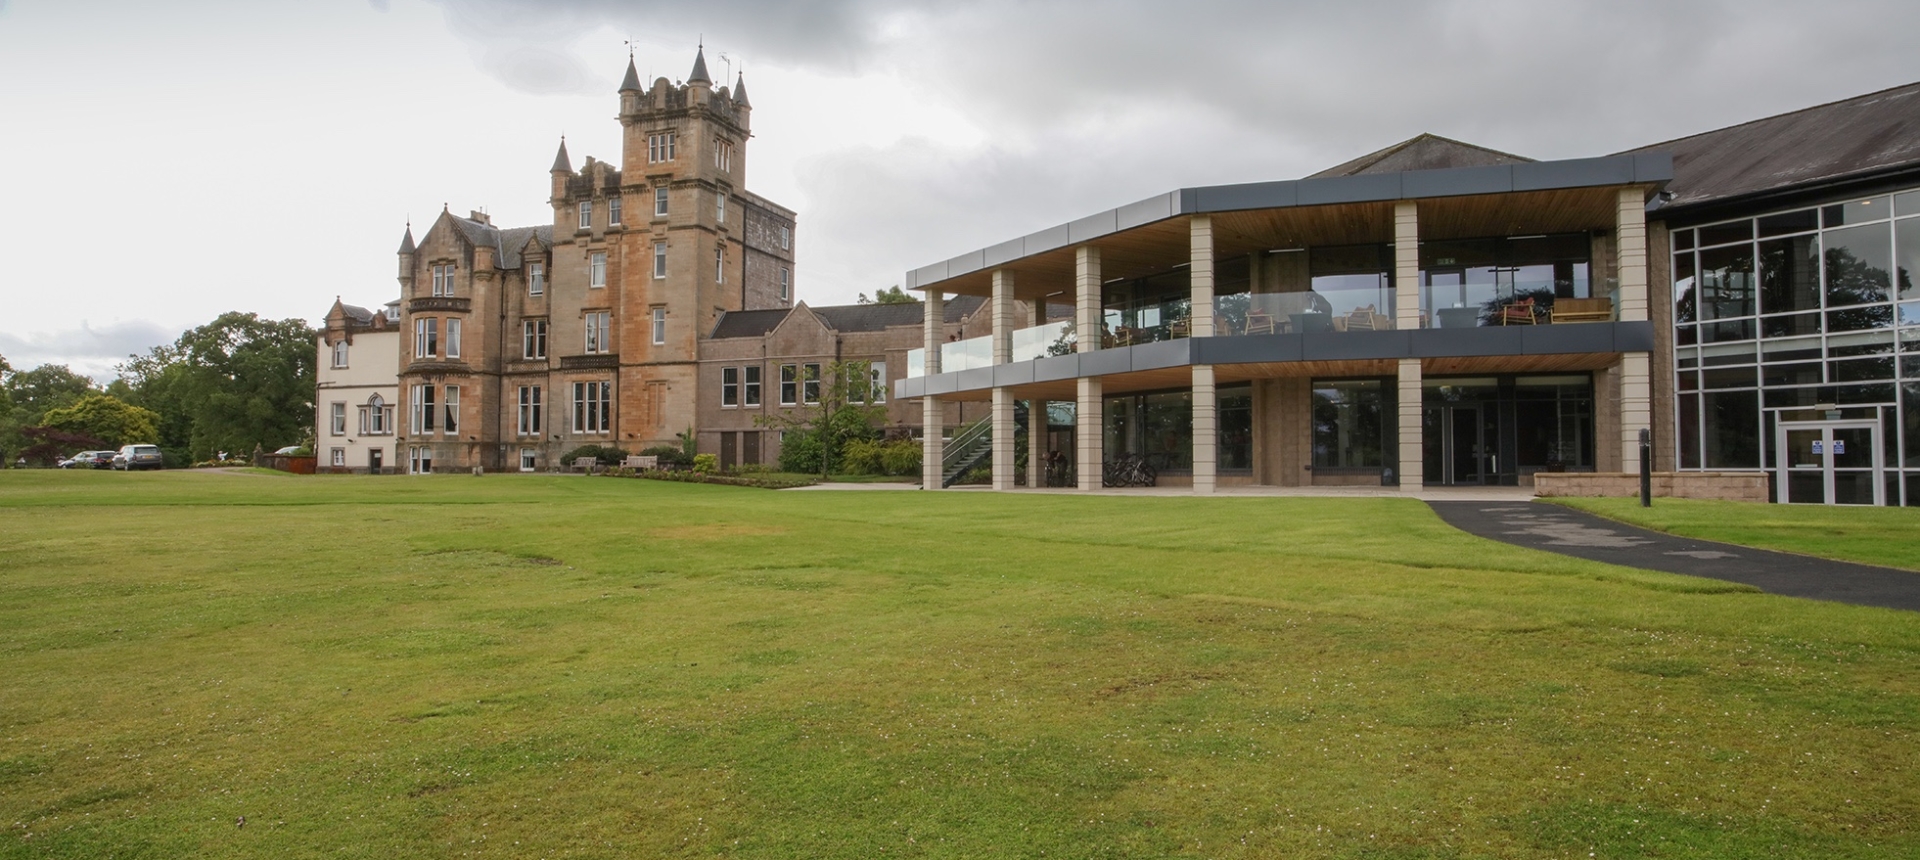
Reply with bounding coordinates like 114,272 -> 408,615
622,455 -> 658,470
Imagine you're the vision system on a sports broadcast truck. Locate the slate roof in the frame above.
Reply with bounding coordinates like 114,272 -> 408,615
707,295 -> 987,340
620,59 -> 642,92
688,47 -> 711,84
449,216 -> 554,270
1309,133 -> 1534,179
1624,81 -> 1920,212
733,73 -> 751,108
338,303 -> 375,324
551,139 -> 571,173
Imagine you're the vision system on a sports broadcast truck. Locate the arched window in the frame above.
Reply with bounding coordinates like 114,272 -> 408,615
363,394 -> 391,435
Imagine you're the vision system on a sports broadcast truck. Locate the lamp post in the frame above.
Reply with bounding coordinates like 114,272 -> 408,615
1639,427 -> 1652,508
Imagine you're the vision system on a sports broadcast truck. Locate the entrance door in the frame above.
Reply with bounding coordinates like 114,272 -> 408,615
1423,405 -> 1489,485
1776,420 -> 1883,505
720,432 -> 738,470
369,448 -> 383,473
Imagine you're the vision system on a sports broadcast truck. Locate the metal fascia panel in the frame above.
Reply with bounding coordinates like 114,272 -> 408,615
1297,172 -> 1404,206
1614,321 -> 1657,352
1068,210 -> 1120,244
1512,156 -> 1635,192
945,249 -> 985,279
1632,153 -> 1675,183
1195,333 -> 1303,365
1129,338 -> 1191,370
1401,164 -> 1515,199
1078,348 -> 1131,377
924,373 -> 959,395
1521,323 -> 1612,355
909,261 -> 947,289
958,367 -> 996,392
1032,353 -> 1082,382
1025,223 -> 1073,256
982,236 -> 1027,268
993,362 -> 1036,387
1116,193 -> 1177,230
1193,180 -> 1298,213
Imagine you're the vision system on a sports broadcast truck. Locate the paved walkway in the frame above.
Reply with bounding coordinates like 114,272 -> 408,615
1429,501 -> 1920,611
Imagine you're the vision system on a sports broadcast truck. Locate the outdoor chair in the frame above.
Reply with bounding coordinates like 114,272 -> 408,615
1497,297 -> 1539,325
1244,309 -> 1278,335
1549,297 -> 1613,323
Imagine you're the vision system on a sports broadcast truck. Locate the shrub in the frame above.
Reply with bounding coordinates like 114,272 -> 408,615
692,453 -> 718,473
638,445 -> 692,467
840,438 -> 885,475
881,438 -> 922,476
562,444 -> 628,466
777,431 -> 823,474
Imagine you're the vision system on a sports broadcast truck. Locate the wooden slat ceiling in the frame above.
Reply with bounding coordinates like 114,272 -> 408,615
926,186 -> 1634,301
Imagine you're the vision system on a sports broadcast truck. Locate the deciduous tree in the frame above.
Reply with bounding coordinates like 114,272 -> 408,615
40,393 -> 160,451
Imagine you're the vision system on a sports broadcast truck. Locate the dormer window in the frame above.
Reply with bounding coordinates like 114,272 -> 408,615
431,264 -> 456,297
529,263 -> 545,296
649,132 -> 676,163
331,339 -> 349,368
577,201 -> 592,230
609,196 -> 622,225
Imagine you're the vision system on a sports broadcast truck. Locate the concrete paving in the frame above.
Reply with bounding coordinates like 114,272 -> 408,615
1429,500 -> 1920,612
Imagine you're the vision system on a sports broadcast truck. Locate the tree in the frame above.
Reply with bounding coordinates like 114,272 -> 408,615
757,359 -> 884,477
2,362 -> 96,465
857,286 -> 916,305
40,393 -> 160,450
118,313 -> 316,461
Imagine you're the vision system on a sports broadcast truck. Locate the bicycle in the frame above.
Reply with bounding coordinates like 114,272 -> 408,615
1101,453 -> 1157,488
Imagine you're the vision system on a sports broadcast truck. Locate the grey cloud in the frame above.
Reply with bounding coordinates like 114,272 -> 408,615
0,321 -> 177,384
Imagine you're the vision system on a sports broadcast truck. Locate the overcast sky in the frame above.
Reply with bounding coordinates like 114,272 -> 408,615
1,0 -> 1914,380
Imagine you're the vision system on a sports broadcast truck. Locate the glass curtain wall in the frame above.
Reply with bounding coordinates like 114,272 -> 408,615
1673,187 -> 1920,504
1101,383 -> 1253,474
1419,235 -> 1592,328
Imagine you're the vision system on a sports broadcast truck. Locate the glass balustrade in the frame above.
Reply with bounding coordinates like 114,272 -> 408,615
906,320 -> 1072,377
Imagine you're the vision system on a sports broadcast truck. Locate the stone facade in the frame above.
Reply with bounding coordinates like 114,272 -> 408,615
316,300 -> 401,474
1533,472 -> 1770,503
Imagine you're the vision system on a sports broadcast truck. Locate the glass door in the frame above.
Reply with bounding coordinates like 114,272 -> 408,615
1775,421 -> 1883,505
1423,405 -> 1488,485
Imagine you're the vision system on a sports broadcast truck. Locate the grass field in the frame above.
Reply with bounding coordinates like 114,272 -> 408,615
1551,496 -> 1920,572
2,471 -> 1917,858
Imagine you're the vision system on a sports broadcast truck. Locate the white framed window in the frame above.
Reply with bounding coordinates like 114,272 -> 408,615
654,186 -> 669,216
779,267 -> 790,301
523,319 -> 547,359
330,402 -> 346,435
716,193 -> 726,224
443,385 -> 459,433
431,264 -> 456,297
529,263 -> 545,296
410,384 -> 436,433
519,448 -> 538,472
584,311 -> 611,354
590,252 -> 607,288
608,195 -> 622,225
871,361 -> 887,404
653,242 -> 667,279
721,367 -> 739,407
413,318 -> 438,358
573,381 -> 610,433
331,339 -> 349,368
364,394 -> 390,435
409,446 -> 433,474
715,245 -> 725,283
651,307 -> 666,345
779,364 -> 797,406
517,385 -> 542,435
445,318 -> 462,358
715,139 -> 733,172
331,448 -> 345,467
779,225 -> 791,250
803,363 -> 821,405
385,304 -> 400,322
648,132 -> 676,163
577,200 -> 592,230
743,365 -> 761,406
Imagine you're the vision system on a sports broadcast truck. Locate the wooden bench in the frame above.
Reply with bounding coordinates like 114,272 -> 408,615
569,457 -> 598,475
1551,297 -> 1613,324
621,455 -> 658,471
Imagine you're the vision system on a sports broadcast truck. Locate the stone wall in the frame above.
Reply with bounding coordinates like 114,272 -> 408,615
1534,471 -> 1769,502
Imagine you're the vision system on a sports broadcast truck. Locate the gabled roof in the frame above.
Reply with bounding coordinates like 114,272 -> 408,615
338,303 -> 375,324
1624,81 -> 1920,212
446,214 -> 555,270
1309,133 -> 1534,179
707,295 -> 987,339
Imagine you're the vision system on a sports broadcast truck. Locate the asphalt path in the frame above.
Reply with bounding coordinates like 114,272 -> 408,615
1427,500 -> 1920,612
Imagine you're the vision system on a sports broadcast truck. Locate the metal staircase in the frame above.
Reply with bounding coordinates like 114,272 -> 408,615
938,403 -> 1028,488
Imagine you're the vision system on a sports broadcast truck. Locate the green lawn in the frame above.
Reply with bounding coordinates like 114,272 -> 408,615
2,471 -> 1917,859
1551,497 -> 1920,572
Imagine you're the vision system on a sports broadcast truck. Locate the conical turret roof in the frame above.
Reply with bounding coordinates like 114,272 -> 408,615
620,58 -> 642,92
733,72 -> 750,108
397,226 -> 416,255
688,46 -> 711,84
550,138 -> 571,173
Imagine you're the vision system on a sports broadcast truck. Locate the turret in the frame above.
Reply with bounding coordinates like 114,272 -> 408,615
687,45 -> 712,104
733,72 -> 752,132
549,138 -> 571,203
396,224 -> 415,286
619,58 -> 643,116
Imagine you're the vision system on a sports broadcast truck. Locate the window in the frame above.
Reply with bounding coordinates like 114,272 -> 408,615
716,193 -> 726,224
870,362 -> 887,404
577,201 -> 592,230
443,385 -> 459,433
573,381 -> 610,433
330,402 -> 346,435
651,308 -> 666,345
648,132 -> 676,163
721,367 -> 739,407
779,267 -> 790,301
431,264 -> 455,297
409,446 -> 432,474
523,319 -> 548,359
363,394 -> 390,435
608,195 -> 622,225
529,263 -> 545,296
715,140 -> 733,172
584,311 -> 611,354
519,448 -> 538,472
803,363 -> 821,405
410,384 -> 436,433
590,252 -> 607,288
414,318 -> 438,358
331,339 -> 349,368
655,186 -> 669,216
517,386 -> 542,435
331,448 -> 345,467
779,225 -> 791,250
743,365 -> 762,406
1311,380 -> 1386,468
384,305 -> 400,323
780,364 -> 797,406
715,246 -> 725,283
653,242 -> 667,279
445,318 -> 462,358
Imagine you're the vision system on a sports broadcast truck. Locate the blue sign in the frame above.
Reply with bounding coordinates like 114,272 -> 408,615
1812,440 -> 1824,454
1833,440 -> 1845,455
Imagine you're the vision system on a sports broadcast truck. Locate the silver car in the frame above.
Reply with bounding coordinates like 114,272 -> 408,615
114,444 -> 164,471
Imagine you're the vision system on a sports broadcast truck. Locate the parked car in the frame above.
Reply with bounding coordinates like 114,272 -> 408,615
59,450 -> 116,469
113,444 -> 164,471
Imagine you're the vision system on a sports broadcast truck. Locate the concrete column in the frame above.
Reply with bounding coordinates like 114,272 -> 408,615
921,289 -> 944,489
1192,365 -> 1216,494
1394,201 -> 1420,330
1077,378 -> 1103,491
1075,246 -> 1103,491
1616,187 -> 1649,322
1189,215 -> 1215,336
1397,358 -> 1423,490
991,269 -> 1015,363
1027,300 -> 1045,489
1619,352 -> 1651,474
990,269 -> 1016,490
